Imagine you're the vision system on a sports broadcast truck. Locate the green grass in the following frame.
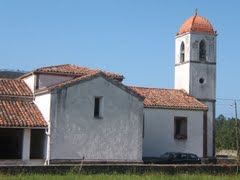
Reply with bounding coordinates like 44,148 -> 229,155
0,174 -> 240,180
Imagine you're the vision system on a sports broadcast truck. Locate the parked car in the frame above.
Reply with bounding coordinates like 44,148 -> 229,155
156,152 -> 201,164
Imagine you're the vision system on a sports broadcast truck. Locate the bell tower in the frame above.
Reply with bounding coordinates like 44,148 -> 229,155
174,11 -> 217,157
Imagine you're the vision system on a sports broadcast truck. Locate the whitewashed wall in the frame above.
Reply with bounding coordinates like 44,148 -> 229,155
34,93 -> 51,160
143,108 -> 204,157
23,74 -> 35,92
38,74 -> 73,89
175,33 -> 216,64
49,76 -> 143,161
190,63 -> 216,100
174,64 -> 190,93
174,34 -> 191,93
34,93 -> 51,123
174,33 -> 216,98
190,34 -> 216,63
175,34 -> 191,64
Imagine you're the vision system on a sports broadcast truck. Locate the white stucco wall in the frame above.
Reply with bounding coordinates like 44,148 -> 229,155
34,93 -> 51,160
174,34 -> 191,93
190,34 -> 216,63
190,63 -> 216,100
143,108 -> 204,157
175,34 -> 191,64
175,33 -> 216,63
174,64 -> 190,93
174,33 -> 216,96
49,76 -> 143,161
38,74 -> 73,89
23,74 -> 35,92
34,93 -> 51,123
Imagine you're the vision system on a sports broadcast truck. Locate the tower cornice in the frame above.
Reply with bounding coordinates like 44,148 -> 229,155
175,60 -> 216,66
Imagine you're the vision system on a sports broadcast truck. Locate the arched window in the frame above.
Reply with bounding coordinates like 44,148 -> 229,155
199,40 -> 206,61
180,42 -> 185,63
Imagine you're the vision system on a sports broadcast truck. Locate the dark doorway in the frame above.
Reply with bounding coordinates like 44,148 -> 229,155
0,128 -> 23,159
30,129 -> 45,159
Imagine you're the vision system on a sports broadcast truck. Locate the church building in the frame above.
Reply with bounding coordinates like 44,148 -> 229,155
0,12 -> 216,165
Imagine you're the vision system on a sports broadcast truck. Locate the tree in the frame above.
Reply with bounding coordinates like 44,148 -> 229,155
215,114 -> 238,150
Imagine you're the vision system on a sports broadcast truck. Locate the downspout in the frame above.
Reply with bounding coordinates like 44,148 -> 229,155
45,91 -> 52,166
45,123 -> 51,165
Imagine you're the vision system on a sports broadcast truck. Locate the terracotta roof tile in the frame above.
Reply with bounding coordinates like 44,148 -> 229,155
34,64 -> 124,81
0,99 -> 47,127
177,14 -> 215,36
0,79 -> 47,127
0,79 -> 32,97
130,86 -> 208,111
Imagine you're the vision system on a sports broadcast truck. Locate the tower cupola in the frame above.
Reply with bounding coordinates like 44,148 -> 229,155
177,11 -> 216,36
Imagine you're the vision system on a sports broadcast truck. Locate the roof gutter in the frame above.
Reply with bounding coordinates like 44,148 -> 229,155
0,126 -> 47,129
18,72 -> 34,79
144,105 -> 208,111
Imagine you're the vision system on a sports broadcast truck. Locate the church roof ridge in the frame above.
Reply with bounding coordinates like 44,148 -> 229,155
128,85 -> 182,91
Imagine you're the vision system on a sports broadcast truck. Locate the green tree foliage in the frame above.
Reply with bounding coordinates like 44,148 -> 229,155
216,114 -> 240,150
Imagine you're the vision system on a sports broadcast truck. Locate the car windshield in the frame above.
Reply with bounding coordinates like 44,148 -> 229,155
160,153 -> 170,158
188,154 -> 198,159
180,153 -> 187,159
175,153 -> 181,159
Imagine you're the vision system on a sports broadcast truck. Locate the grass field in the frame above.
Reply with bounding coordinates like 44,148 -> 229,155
0,174 -> 240,180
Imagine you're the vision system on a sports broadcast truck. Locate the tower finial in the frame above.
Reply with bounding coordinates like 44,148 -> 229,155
195,8 -> 198,16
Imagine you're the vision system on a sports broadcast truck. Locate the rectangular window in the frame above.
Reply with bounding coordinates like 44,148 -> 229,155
174,117 -> 187,140
94,97 -> 102,118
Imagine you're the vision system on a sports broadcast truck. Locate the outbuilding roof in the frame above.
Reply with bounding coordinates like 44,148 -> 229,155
130,86 -> 208,111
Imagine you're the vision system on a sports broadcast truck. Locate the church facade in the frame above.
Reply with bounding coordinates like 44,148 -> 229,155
0,13 -> 216,164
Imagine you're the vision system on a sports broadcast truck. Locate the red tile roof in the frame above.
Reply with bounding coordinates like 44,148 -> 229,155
32,64 -> 124,82
130,86 -> 208,111
177,14 -> 215,36
0,99 -> 47,127
0,79 -> 32,97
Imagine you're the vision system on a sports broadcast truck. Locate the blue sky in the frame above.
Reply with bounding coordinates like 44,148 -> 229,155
0,0 -> 239,117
